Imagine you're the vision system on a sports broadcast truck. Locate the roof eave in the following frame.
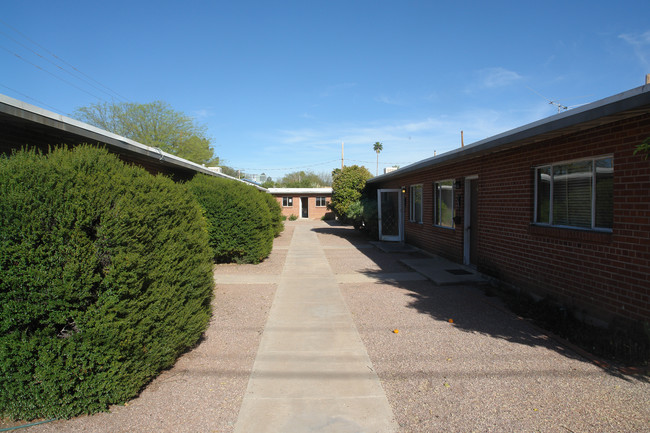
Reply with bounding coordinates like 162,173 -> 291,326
369,84 -> 650,184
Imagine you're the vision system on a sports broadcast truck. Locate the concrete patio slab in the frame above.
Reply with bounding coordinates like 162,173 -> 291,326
335,272 -> 428,284
369,241 -> 420,253
400,257 -> 488,286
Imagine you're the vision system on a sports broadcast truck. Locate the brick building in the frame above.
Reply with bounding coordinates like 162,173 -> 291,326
268,188 -> 333,220
367,84 -> 650,324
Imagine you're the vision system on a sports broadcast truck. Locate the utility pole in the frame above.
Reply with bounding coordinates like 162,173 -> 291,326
341,141 -> 344,170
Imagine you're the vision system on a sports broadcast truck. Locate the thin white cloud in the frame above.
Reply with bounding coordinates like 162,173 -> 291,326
465,67 -> 523,94
319,82 -> 357,97
375,94 -> 405,106
619,30 -> 650,67
238,101 -> 556,178
480,67 -> 523,88
192,108 -> 213,119
269,106 -> 541,168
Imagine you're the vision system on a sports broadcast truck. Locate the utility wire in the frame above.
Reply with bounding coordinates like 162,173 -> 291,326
232,159 -> 341,173
0,19 -> 129,102
0,45 -> 105,101
0,83 -> 70,115
347,158 -> 411,166
233,157 -> 411,174
0,29 -> 125,102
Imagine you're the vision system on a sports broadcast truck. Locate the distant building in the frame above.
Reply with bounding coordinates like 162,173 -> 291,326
268,188 -> 333,220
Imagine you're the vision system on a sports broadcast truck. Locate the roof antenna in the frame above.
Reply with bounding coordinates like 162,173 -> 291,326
526,86 -> 591,113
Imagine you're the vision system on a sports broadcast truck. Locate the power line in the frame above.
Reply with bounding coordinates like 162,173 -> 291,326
232,157 -> 412,174
0,45 -> 105,101
0,83 -> 70,115
346,158 -> 411,166
0,29 -> 126,103
231,159 -> 341,173
0,19 -> 130,103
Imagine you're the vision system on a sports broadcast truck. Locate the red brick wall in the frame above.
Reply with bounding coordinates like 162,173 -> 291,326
273,194 -> 333,220
374,113 -> 650,323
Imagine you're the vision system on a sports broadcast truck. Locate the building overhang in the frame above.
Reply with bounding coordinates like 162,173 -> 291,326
0,94 -> 267,191
368,84 -> 650,184
268,188 -> 333,195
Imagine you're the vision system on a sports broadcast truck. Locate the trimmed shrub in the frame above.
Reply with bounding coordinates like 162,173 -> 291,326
187,175 -> 274,263
330,165 -> 372,222
0,146 -> 214,420
261,192 -> 284,237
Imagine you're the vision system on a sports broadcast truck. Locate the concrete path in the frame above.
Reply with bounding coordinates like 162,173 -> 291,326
233,224 -> 398,433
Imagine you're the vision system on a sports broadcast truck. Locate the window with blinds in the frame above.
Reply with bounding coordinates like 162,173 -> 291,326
535,156 -> 613,230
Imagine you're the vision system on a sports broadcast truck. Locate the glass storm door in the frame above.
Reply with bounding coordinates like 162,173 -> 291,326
378,189 -> 403,241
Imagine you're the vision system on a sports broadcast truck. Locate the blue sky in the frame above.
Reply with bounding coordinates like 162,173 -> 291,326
2,1 -> 649,179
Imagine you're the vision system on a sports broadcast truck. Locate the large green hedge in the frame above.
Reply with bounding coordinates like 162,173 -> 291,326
0,147 -> 214,420
261,191 -> 284,238
187,175 -> 279,263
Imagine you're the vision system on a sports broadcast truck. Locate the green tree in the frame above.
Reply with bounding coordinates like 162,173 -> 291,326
218,165 -> 242,178
330,165 -> 372,221
278,170 -> 329,187
373,141 -> 383,175
74,101 -> 217,165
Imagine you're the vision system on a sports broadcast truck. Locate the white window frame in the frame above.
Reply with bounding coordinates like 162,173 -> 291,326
434,180 -> 455,228
315,196 -> 327,207
409,184 -> 423,223
282,196 -> 293,207
534,155 -> 613,231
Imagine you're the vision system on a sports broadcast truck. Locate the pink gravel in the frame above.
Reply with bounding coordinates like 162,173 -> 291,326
7,221 -> 649,432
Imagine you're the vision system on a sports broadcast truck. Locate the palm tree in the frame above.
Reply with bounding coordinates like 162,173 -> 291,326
373,141 -> 383,175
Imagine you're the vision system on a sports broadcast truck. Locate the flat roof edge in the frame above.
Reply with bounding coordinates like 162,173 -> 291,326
0,94 -> 266,190
369,83 -> 650,183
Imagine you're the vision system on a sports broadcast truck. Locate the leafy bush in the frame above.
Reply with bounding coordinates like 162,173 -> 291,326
330,165 -> 372,222
634,136 -> 650,159
346,197 -> 378,235
187,175 -> 274,263
289,214 -> 298,221
0,146 -> 214,420
261,192 -> 284,237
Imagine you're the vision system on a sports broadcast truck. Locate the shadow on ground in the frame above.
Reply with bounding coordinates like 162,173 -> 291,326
313,221 -> 648,382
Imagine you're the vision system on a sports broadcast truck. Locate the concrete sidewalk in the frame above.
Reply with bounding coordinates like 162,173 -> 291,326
233,223 -> 398,432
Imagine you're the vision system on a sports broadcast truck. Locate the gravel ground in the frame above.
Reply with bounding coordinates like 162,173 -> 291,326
321,224 -> 650,433
13,228 -> 289,433
8,220 -> 649,432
